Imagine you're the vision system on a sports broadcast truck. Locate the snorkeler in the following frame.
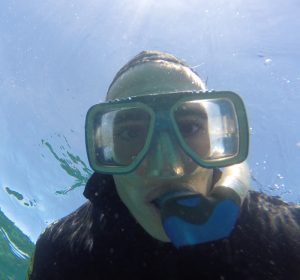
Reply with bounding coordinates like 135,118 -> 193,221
28,51 -> 300,280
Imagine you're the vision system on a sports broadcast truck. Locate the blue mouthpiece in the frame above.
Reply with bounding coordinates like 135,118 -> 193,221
155,189 -> 240,248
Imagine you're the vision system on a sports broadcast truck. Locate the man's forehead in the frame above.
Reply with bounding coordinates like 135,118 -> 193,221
106,62 -> 205,100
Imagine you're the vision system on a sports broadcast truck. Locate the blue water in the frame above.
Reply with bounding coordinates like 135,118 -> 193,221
0,0 -> 300,278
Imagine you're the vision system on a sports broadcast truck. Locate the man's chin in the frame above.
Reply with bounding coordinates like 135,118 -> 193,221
146,227 -> 170,243
137,212 -> 170,243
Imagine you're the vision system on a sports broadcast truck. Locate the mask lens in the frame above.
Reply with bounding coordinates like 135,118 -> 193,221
92,107 -> 151,167
174,98 -> 239,162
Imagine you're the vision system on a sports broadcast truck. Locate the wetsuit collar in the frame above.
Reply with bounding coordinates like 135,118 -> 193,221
83,173 -> 116,205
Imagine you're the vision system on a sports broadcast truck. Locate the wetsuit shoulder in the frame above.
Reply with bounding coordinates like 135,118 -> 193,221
28,201 -> 95,279
242,191 -> 300,240
231,191 -> 300,278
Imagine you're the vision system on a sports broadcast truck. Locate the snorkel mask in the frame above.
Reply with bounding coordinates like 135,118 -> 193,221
85,90 -> 250,248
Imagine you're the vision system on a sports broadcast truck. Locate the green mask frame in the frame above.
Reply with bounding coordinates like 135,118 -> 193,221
85,91 -> 249,174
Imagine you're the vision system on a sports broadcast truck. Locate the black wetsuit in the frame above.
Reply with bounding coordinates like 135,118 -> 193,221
28,172 -> 300,280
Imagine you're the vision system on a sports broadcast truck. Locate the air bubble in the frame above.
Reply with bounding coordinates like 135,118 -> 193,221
282,77 -> 291,84
277,174 -> 284,179
264,58 -> 272,65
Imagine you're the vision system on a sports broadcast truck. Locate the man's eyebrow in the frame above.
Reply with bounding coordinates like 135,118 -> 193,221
114,111 -> 149,123
175,106 -> 208,118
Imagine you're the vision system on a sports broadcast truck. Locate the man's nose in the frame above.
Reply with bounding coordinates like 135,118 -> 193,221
138,131 -> 185,177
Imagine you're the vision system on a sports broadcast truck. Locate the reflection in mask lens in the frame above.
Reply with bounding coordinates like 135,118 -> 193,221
174,99 -> 239,161
93,108 -> 151,166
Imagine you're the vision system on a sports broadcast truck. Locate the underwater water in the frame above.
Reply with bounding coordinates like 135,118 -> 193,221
1,0 -> 300,278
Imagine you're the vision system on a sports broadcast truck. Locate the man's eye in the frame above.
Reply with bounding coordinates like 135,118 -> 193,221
178,121 -> 205,137
116,125 -> 146,141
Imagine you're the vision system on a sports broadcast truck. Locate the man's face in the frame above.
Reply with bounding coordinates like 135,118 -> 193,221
107,62 -> 214,242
